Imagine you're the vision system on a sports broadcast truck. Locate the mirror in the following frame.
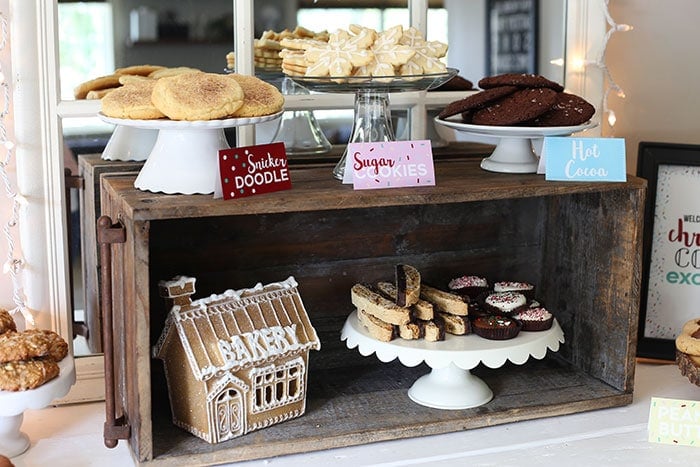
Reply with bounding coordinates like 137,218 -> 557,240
22,0 -> 608,405
59,0 -> 567,359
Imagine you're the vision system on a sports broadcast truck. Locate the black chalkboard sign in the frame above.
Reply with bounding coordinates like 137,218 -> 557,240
485,0 -> 538,76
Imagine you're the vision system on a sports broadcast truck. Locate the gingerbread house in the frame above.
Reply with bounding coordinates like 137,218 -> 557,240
153,276 -> 320,444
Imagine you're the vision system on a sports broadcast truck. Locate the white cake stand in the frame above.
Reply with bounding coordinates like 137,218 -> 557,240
0,358 -> 75,457
101,125 -> 157,162
99,112 -> 283,194
434,117 -> 597,174
341,311 -> 564,410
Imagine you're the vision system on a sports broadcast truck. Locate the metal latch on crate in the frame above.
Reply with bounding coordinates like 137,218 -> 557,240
97,216 -> 130,448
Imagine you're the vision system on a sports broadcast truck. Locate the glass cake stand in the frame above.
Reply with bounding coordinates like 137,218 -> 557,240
341,310 -> 564,410
0,358 -> 75,457
292,68 -> 458,180
272,77 -> 332,156
98,112 -> 282,195
434,116 -> 597,174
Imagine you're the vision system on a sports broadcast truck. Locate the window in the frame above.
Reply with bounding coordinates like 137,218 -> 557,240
251,357 -> 305,413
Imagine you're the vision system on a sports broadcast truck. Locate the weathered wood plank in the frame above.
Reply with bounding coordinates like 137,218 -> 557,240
145,358 -> 631,465
101,160 -> 647,222
78,155 -> 143,352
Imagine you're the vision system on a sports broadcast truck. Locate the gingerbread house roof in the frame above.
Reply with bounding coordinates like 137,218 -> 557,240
153,276 -> 320,381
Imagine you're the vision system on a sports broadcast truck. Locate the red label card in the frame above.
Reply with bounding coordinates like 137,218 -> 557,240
219,142 -> 292,200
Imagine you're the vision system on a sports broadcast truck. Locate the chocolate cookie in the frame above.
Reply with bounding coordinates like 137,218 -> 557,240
527,92 -> 595,126
0,358 -> 60,391
438,86 -> 518,119
478,73 -> 564,92
432,74 -> 474,92
472,87 -> 558,126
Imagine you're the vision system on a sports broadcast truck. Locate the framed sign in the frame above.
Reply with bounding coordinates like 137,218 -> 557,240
637,142 -> 700,360
486,0 -> 538,75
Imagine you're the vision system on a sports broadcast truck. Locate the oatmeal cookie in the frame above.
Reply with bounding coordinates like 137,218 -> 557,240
0,358 -> 60,391
0,308 -> 16,335
23,329 -> 69,361
0,331 -> 51,363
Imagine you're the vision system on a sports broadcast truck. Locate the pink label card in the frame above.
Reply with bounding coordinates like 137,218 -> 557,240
219,142 -> 292,200
344,140 -> 435,190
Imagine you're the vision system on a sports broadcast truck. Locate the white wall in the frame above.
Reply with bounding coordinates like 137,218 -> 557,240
606,0 -> 700,173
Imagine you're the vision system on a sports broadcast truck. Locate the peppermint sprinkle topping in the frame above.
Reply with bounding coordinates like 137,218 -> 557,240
494,281 -> 533,293
485,292 -> 526,311
449,275 -> 488,289
515,307 -> 552,321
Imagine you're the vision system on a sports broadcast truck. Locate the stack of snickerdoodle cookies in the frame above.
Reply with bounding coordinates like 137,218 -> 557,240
76,66 -> 284,121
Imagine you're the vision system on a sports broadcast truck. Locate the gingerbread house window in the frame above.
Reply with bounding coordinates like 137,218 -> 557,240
251,357 -> 305,414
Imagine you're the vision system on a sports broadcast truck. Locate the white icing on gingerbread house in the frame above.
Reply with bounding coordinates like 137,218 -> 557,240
153,276 -> 320,444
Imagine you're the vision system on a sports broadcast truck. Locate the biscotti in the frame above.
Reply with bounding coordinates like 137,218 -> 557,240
351,283 -> 411,325
395,264 -> 421,307
376,281 -> 433,320
420,284 -> 469,316
358,308 -> 396,342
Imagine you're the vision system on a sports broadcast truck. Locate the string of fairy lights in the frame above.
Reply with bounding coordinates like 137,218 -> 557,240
0,11 -> 33,327
597,0 -> 632,129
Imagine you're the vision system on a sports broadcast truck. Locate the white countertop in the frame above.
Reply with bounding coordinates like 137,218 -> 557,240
9,362 -> 699,466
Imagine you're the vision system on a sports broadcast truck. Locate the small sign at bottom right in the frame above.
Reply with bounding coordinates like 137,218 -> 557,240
648,396 -> 700,447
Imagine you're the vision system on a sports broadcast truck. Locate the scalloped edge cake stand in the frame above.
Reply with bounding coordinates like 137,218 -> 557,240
98,112 -> 282,194
341,311 -> 564,410
433,117 -> 598,174
0,358 -> 75,457
101,125 -> 157,162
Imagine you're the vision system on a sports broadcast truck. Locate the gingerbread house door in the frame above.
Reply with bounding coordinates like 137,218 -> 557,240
212,385 -> 245,442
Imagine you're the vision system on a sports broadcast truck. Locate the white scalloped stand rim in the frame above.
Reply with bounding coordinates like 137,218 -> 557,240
0,358 -> 75,457
341,311 -> 564,410
98,111 -> 283,195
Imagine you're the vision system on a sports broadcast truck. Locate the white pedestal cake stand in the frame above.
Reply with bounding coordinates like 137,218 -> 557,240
341,311 -> 564,410
101,125 -> 157,162
99,112 -> 282,194
433,117 -> 597,174
0,358 -> 75,457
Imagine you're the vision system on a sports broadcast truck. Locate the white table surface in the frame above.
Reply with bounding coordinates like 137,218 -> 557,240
9,362 -> 700,467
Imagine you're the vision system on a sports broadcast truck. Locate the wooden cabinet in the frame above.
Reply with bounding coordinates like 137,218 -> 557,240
100,158 -> 645,464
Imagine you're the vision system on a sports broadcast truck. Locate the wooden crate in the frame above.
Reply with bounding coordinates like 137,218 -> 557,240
78,155 -> 143,352
99,159 -> 646,465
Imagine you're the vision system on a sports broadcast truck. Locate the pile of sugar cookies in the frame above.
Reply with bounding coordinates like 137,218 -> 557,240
279,24 -> 448,79
0,308 -> 68,391
75,66 -> 284,121
438,73 -> 595,127
226,26 -> 330,72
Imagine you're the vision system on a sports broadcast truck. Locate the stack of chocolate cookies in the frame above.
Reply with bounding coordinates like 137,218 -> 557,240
438,73 -> 595,127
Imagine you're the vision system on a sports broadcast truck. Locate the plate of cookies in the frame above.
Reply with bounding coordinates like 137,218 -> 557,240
91,70 -> 285,194
435,73 -> 598,174
0,309 -> 74,456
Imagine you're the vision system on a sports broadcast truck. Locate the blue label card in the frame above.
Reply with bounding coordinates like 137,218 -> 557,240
542,137 -> 626,182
